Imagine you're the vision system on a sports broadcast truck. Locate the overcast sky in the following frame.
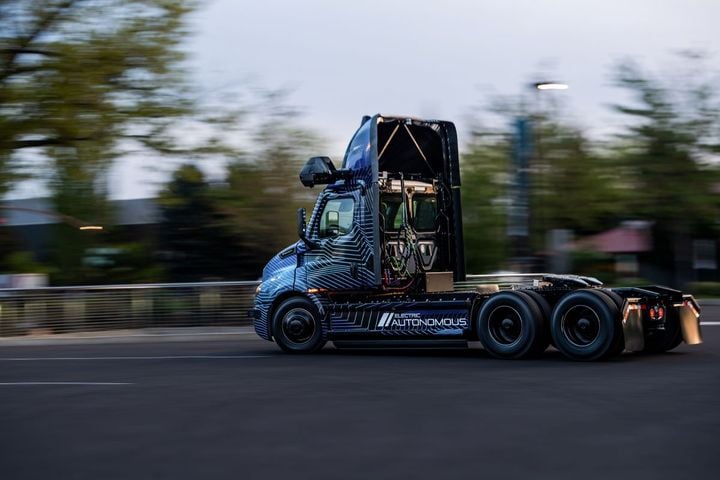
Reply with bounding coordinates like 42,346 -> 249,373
111,0 -> 720,197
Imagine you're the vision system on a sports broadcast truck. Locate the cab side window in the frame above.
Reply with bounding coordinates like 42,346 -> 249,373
319,198 -> 355,238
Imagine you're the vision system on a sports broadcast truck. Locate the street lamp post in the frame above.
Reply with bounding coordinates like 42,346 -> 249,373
507,81 -> 568,272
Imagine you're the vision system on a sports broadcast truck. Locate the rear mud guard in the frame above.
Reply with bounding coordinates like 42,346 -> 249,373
677,295 -> 703,345
621,298 -> 644,352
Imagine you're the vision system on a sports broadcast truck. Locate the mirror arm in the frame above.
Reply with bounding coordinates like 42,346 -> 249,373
299,230 -> 318,249
297,208 -> 318,249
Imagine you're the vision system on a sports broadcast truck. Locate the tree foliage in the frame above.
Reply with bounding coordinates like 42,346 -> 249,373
157,164 -> 241,281
460,130 -> 509,273
612,55 -> 720,231
530,121 -> 625,238
158,95 -> 324,281
0,0 -> 196,208
610,54 -> 720,283
462,54 -> 720,283
0,0 -> 224,283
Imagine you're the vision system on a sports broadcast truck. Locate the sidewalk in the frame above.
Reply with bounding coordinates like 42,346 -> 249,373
0,326 -> 257,346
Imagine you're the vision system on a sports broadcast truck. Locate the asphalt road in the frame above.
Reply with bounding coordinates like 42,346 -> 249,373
1,327 -> 719,480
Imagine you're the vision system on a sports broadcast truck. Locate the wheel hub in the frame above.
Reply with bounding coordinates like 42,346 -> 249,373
282,308 -> 316,344
288,319 -> 305,335
561,306 -> 601,347
488,306 -> 523,346
578,318 -> 591,331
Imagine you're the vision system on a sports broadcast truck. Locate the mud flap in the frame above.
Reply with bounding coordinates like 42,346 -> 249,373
677,295 -> 703,345
621,298 -> 644,352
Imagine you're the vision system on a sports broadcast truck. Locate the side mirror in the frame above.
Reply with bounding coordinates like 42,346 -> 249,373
299,156 -> 350,188
297,208 -> 316,249
300,157 -> 336,187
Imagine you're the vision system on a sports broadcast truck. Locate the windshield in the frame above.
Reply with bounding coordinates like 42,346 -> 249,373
342,119 -> 372,170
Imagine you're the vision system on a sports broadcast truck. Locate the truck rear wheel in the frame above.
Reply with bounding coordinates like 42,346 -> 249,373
597,289 -> 626,355
521,289 -> 552,352
272,297 -> 326,354
550,289 -> 622,361
476,291 -> 545,359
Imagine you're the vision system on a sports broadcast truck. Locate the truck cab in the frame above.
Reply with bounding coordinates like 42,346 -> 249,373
252,114 -> 703,361
299,115 -> 464,291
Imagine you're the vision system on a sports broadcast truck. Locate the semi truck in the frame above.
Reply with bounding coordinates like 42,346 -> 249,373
251,114 -> 703,361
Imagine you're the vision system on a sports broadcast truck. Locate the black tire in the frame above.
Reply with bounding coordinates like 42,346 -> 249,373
598,289 -> 626,355
600,289 -> 624,310
643,308 -> 683,353
272,297 -> 326,354
551,289 -> 622,361
476,291 -> 545,359
521,289 -> 552,352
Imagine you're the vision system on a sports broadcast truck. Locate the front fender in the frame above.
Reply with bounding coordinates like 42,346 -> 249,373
254,273 -> 329,341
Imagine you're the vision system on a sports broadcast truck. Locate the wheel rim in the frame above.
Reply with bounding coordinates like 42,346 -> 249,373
487,305 -> 523,346
282,308 -> 316,344
561,305 -> 601,347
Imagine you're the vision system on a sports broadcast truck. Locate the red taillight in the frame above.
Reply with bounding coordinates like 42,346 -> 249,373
647,305 -> 665,321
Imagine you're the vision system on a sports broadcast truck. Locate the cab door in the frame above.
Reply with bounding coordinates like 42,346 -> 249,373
302,189 -> 375,291
300,117 -> 380,291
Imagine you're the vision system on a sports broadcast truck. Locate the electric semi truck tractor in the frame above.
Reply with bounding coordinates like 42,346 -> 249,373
251,114 -> 703,361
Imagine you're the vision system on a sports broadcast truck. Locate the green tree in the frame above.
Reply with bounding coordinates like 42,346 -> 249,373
0,0 -> 208,283
226,93 -> 322,249
158,164 -> 241,280
463,96 -> 628,272
612,54 -> 720,285
531,121 -> 625,238
1,0 -> 195,200
156,92 -> 326,281
460,130 -> 509,273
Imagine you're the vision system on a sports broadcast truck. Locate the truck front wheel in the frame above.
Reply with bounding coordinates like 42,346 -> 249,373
272,297 -> 326,354
476,291 -> 545,359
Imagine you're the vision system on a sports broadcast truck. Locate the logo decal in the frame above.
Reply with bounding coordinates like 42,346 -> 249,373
378,312 -> 394,328
376,312 -> 467,329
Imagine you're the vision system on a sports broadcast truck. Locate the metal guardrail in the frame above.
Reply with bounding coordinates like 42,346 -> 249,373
0,281 -> 260,337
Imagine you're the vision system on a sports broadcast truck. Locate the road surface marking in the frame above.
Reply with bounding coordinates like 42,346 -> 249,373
0,382 -> 133,386
700,321 -> 720,326
0,355 -> 270,361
